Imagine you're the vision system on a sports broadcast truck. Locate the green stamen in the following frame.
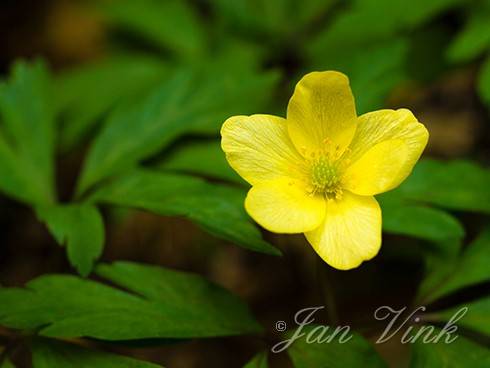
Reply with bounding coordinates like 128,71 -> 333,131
310,156 -> 342,198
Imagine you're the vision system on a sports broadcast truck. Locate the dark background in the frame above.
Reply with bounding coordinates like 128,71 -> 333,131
1,0 -> 489,367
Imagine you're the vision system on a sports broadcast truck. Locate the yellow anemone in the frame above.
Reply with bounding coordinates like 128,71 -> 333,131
221,71 -> 429,270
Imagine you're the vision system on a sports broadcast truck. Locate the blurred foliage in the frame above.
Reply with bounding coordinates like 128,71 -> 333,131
55,54 -> 169,151
446,0 -> 490,62
391,159 -> 490,213
0,61 -> 55,205
88,170 -> 279,255
434,296 -> 490,336
416,227 -> 490,304
0,0 -> 490,366
75,65 -> 279,194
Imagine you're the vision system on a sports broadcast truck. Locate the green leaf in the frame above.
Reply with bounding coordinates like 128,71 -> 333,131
287,325 -> 387,368
243,351 -> 268,368
0,137 -> 39,205
409,330 -> 490,367
308,38 -> 409,113
394,159 -> 490,214
32,339 -> 162,367
0,60 -> 55,205
378,193 -> 464,244
415,255 -> 457,305
77,66 -> 279,194
56,55 -> 168,150
89,169 -> 279,255
416,227 -> 490,304
478,55 -> 490,107
76,70 -> 191,194
36,204 -> 105,277
97,0 -> 206,59
433,297 -> 490,337
0,261 -> 262,339
447,4 -> 490,63
157,140 -> 244,185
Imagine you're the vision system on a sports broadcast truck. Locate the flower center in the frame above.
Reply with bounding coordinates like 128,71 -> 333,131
309,156 -> 343,199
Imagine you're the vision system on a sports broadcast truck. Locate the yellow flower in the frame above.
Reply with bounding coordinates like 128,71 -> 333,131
221,71 -> 429,270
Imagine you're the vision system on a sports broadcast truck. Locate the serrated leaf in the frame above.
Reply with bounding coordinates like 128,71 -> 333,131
394,159 -> 490,214
76,70 -> 192,194
32,339 -> 162,368
243,351 -> 268,368
416,227 -> 490,304
287,325 -> 387,368
0,261 -> 262,339
36,204 -> 105,277
56,55 -> 168,151
76,66 -> 279,195
157,140 -> 244,185
433,297 -> 490,337
89,169 -> 279,255
97,0 -> 206,59
409,329 -> 490,367
0,60 -> 55,205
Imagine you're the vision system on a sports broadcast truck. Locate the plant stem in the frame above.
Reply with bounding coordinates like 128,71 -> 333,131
316,257 -> 339,326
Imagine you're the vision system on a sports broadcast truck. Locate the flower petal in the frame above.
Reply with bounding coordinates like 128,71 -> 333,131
342,139 -> 409,195
245,179 -> 326,234
343,109 -> 429,196
221,114 -> 306,185
287,71 -> 357,157
305,192 -> 381,270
